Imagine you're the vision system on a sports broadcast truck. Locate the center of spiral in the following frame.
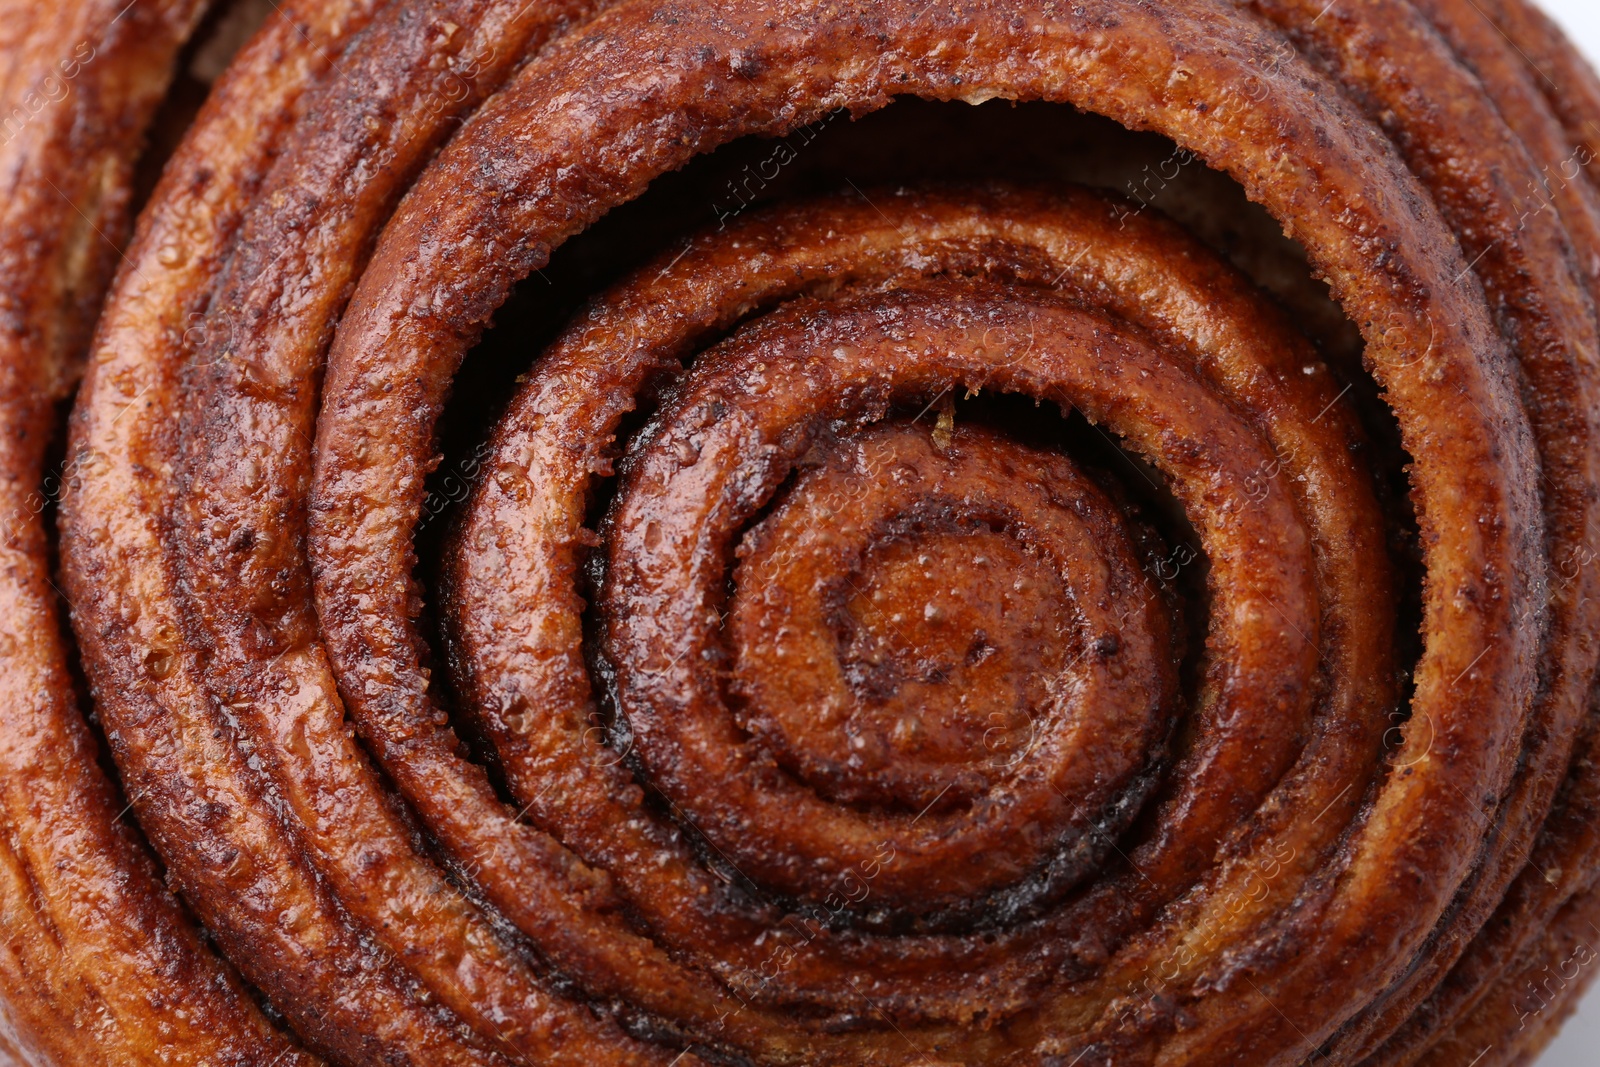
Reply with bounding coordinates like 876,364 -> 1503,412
755,504 -> 1073,811
598,288 -> 1188,912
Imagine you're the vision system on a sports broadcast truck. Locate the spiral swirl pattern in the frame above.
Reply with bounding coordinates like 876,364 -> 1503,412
0,0 -> 1593,1063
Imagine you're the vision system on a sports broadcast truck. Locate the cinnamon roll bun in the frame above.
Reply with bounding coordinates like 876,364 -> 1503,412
0,0 -> 1589,1063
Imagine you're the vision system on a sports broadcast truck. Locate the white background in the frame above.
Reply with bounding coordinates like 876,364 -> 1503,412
1520,5 -> 1598,1064
1542,0 -> 1600,66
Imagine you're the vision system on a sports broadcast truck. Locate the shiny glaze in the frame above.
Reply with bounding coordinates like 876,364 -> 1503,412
0,0 -> 1577,1064
0,0 -> 311,1062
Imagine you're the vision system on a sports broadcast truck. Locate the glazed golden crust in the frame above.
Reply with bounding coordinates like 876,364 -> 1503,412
0,0 -> 1575,1063
420,186 -> 1391,1058
0,0 -> 313,1063
62,2 -> 680,1063
311,4 -> 1539,1058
